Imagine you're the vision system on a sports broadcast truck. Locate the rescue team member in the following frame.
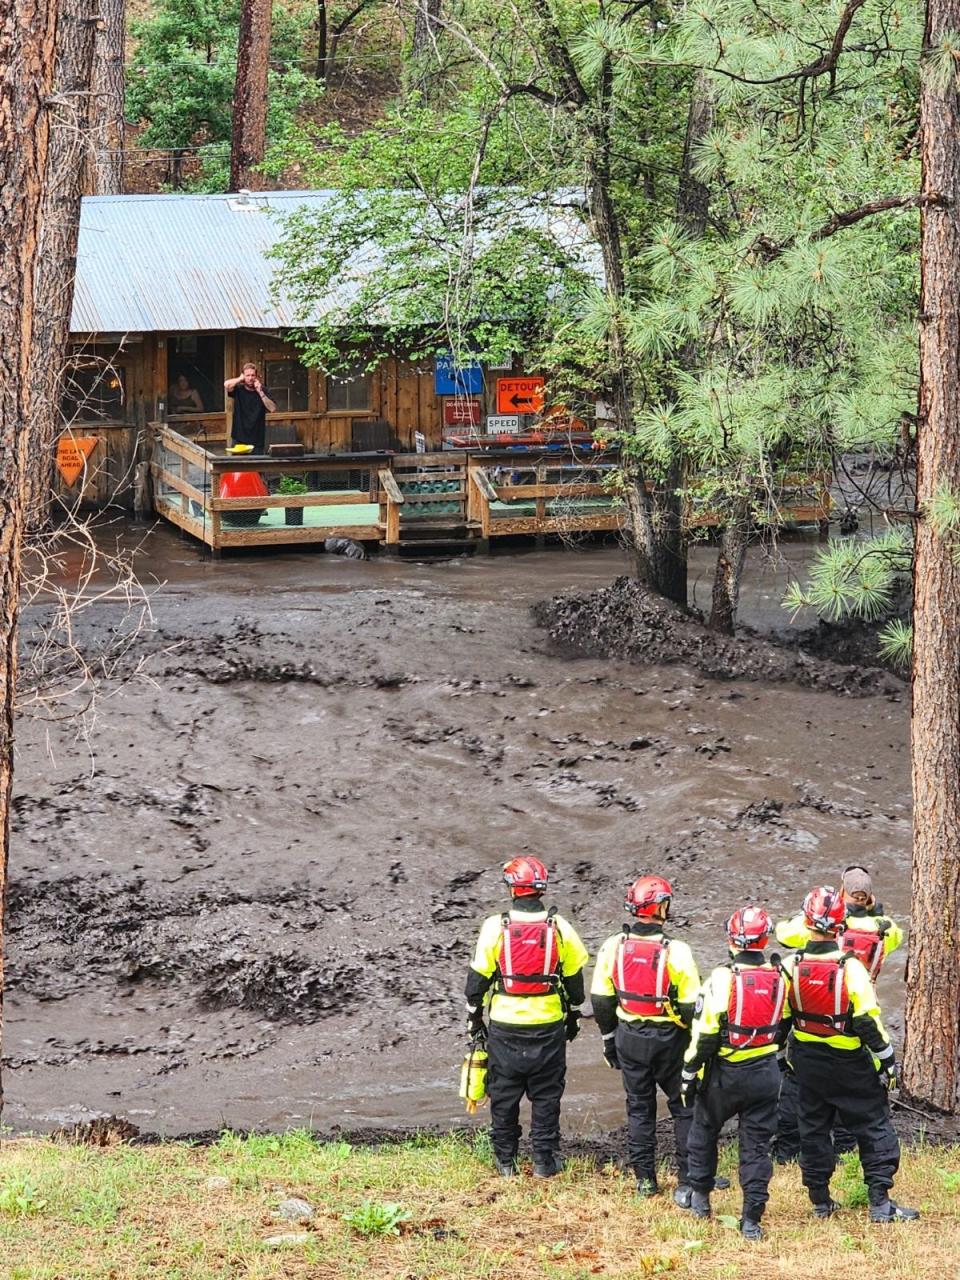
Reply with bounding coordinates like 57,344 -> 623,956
591,876 -> 701,1202
465,857 -> 589,1178
679,907 -> 790,1241
774,866 -> 904,1162
783,886 -> 918,1224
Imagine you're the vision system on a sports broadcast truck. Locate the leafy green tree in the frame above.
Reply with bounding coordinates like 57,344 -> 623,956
127,0 -> 318,182
271,0 -> 922,629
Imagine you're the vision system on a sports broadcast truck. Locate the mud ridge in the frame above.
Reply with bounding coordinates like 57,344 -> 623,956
534,577 -> 905,696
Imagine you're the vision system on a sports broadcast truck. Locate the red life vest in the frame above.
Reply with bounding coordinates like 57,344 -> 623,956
614,934 -> 671,1017
497,909 -> 560,996
840,925 -> 885,980
724,964 -> 786,1050
788,954 -> 853,1037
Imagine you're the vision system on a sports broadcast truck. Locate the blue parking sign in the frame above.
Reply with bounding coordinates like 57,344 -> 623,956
435,353 -> 484,396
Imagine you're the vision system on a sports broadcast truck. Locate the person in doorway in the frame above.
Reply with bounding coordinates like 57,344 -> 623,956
782,885 -> 918,1224
465,857 -> 588,1178
774,865 -> 904,1161
224,363 -> 277,453
168,372 -> 205,414
679,906 -> 790,1241
591,875 -> 702,1202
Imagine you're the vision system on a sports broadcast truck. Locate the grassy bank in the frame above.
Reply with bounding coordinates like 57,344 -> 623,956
0,1131 -> 955,1278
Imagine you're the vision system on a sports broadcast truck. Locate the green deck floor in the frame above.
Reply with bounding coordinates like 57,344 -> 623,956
222,501 -> 380,529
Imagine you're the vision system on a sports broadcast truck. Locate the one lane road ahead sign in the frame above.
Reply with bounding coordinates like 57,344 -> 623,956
496,376 -> 545,415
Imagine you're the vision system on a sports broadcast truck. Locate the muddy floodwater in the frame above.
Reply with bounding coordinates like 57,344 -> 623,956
7,526 -> 910,1139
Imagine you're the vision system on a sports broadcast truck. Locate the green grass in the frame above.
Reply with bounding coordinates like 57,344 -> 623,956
0,1132 -> 953,1278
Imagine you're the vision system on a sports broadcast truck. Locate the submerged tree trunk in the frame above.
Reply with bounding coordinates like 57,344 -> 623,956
0,0 -> 59,1125
230,0 -> 272,191
88,0 -> 124,193
27,0 -> 99,531
903,0 -> 960,1114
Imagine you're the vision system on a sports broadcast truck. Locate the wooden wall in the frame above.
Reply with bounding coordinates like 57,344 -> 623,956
59,331 -> 514,509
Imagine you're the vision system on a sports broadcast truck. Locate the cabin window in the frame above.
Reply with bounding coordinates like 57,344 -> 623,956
167,334 -> 225,413
264,357 -> 309,412
62,362 -> 127,423
326,363 -> 371,413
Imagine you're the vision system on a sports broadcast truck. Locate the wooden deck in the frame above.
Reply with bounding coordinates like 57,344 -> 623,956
149,425 -> 831,555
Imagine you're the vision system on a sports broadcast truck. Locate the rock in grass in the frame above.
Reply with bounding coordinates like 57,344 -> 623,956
263,1232 -> 310,1247
276,1197 -> 314,1222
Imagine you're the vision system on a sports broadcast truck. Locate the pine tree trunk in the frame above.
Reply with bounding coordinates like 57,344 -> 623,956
26,0 -> 99,532
708,502 -> 750,634
0,0 -> 59,1126
88,0 -> 124,194
902,0 -> 960,1114
230,0 -> 272,192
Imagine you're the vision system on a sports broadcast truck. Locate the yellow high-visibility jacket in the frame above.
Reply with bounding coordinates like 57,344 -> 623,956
468,908 -> 589,1027
781,942 -> 892,1057
591,927 -> 699,1027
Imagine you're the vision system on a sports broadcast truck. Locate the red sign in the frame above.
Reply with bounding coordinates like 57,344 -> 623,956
497,376 -> 545,415
443,397 -> 481,426
55,435 -> 98,487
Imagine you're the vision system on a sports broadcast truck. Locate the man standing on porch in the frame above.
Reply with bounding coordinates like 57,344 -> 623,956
225,363 -> 277,454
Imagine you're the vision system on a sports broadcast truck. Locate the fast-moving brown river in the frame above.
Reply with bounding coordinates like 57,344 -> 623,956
6,527 -> 909,1138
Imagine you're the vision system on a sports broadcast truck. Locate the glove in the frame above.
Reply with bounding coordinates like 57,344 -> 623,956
565,1010 -> 581,1043
777,1048 -> 792,1074
602,1032 -> 620,1070
679,1069 -> 699,1108
466,1006 -> 485,1040
880,1057 -> 898,1091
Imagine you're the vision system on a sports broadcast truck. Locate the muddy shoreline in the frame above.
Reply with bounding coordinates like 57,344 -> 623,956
7,527 -> 914,1138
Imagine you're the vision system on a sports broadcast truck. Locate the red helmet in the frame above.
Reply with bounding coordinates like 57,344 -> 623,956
502,856 -> 548,896
802,885 -> 846,934
625,874 -> 673,918
726,906 -> 771,950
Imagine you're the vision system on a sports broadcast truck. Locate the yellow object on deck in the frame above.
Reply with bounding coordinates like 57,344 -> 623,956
226,443 -> 254,454
459,1045 -> 488,1114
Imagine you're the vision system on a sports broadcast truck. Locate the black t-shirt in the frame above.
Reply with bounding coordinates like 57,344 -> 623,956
229,382 -> 270,447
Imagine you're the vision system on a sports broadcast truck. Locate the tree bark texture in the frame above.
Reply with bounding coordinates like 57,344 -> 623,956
27,0 -> 99,531
708,499 -> 750,634
903,0 -> 960,1113
88,0 -> 124,193
411,0 -> 441,95
230,0 -> 272,191
0,0 -> 59,1126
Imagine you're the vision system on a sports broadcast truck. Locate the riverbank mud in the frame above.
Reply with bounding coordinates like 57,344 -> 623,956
7,528 -> 913,1140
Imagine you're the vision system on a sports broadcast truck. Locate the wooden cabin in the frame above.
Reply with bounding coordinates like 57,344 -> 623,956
64,190 -> 546,510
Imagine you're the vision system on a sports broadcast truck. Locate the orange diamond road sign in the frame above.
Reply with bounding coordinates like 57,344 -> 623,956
496,376 -> 544,415
55,435 -> 98,487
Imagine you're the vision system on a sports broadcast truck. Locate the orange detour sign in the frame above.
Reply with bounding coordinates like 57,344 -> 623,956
496,376 -> 545,415
55,435 -> 98,487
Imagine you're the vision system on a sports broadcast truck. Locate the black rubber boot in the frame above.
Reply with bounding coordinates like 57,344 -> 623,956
740,1217 -> 764,1241
496,1159 -> 517,1178
673,1184 -> 693,1209
869,1197 -> 920,1223
812,1198 -> 841,1219
635,1177 -> 659,1198
532,1155 -> 564,1178
690,1190 -> 711,1219
712,1176 -> 731,1190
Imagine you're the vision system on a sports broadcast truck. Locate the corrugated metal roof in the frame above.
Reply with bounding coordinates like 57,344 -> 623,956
70,191 -> 342,334
70,188 -> 600,336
